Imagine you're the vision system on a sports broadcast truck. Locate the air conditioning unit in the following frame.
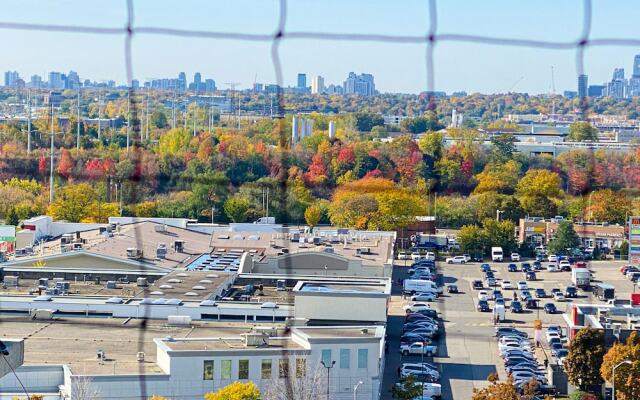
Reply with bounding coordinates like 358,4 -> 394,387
156,244 -> 167,259
173,241 -> 185,253
72,242 -> 83,251
154,224 -> 167,233
241,332 -> 269,347
126,247 -> 143,259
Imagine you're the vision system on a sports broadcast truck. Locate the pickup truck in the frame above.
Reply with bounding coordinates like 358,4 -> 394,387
400,342 -> 438,356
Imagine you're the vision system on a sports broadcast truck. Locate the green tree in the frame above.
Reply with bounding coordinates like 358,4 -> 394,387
353,111 -> 384,132
482,218 -> 517,255
391,375 -> 423,400
417,131 -> 444,160
490,133 -> 517,163
151,110 -> 168,129
223,196 -> 251,223
400,113 -> 443,134
458,225 -> 488,255
600,332 -> 640,400
548,221 -> 580,256
5,207 -> 19,226
564,328 -> 606,391
47,183 -> 98,223
205,381 -> 260,400
568,121 -> 598,141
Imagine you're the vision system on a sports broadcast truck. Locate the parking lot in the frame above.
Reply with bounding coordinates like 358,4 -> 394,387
382,257 -> 634,399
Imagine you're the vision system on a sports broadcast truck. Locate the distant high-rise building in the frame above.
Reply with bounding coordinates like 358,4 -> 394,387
605,68 -> 626,99
178,72 -> 187,91
311,75 -> 324,94
325,84 -> 344,95
577,74 -> 588,98
253,83 -> 264,92
297,73 -> 306,89
48,72 -> 64,89
4,71 -> 19,87
633,54 -> 640,79
194,72 -> 202,85
563,90 -> 577,99
344,72 -> 375,96
66,70 -> 80,89
587,85 -> 605,97
205,79 -> 216,92
30,74 -> 43,88
131,79 -> 140,89
613,68 -> 625,80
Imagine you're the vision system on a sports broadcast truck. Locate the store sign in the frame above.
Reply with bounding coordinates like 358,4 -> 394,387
629,217 -> 640,264
0,225 -> 16,242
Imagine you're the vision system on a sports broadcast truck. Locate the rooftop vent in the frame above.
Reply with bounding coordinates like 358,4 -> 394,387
159,285 -> 173,289
360,328 -> 369,334
184,292 -> 199,296
126,247 -> 143,259
192,285 -> 206,290
241,332 -> 269,347
167,279 -> 182,284
176,273 -> 188,277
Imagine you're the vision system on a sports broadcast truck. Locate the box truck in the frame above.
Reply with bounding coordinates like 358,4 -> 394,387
595,283 -> 615,301
491,247 -> 504,262
403,279 -> 442,295
571,268 -> 591,289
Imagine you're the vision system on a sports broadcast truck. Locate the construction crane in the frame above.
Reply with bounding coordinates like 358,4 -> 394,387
506,76 -> 524,93
224,82 -> 241,129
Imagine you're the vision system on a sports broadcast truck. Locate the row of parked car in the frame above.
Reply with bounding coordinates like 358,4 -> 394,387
495,327 -> 557,396
398,259 -> 444,399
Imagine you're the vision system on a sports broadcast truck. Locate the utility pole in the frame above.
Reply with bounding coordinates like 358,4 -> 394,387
126,90 -> 130,152
76,88 -> 81,151
224,82 -> 240,128
26,90 -> 32,154
49,105 -> 55,203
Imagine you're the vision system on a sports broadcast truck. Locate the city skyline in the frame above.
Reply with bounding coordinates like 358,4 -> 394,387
2,0 -> 640,94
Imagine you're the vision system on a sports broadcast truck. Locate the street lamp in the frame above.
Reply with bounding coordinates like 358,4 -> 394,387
496,209 -> 504,221
320,360 -> 335,400
612,360 -> 632,400
353,380 -> 363,400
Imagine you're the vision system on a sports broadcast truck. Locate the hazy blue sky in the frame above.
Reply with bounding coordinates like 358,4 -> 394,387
3,0 -> 640,94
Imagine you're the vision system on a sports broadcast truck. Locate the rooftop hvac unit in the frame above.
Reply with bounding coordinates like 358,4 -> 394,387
323,247 -> 334,254
156,244 -> 167,259
72,242 -> 83,251
106,281 -> 117,289
254,326 -> 279,337
277,279 -> 286,291
38,278 -> 49,287
126,247 -> 143,259
31,309 -> 54,320
55,281 -> 70,292
241,332 -> 269,347
136,352 -> 145,362
154,224 -> 167,233
167,315 -> 192,327
3,276 -> 19,287
173,240 -> 185,253
136,277 -> 149,287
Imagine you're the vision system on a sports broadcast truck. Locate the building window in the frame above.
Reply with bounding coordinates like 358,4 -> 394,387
238,359 -> 249,379
357,349 -> 368,369
279,359 -> 289,378
340,349 -> 350,369
261,359 -> 272,379
321,349 -> 332,366
221,359 -> 232,379
203,360 -> 214,380
296,358 -> 306,378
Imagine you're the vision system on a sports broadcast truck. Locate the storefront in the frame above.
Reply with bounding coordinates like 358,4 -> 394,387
518,219 -> 625,250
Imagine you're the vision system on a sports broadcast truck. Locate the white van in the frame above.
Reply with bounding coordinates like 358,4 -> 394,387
491,247 -> 503,262
403,279 -> 442,295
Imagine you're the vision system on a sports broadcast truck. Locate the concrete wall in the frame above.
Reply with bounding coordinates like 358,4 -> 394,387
294,294 -> 388,322
0,339 -> 23,380
0,364 -> 63,394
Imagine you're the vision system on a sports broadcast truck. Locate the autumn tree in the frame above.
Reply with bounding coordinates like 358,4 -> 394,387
586,189 -> 631,224
471,375 -> 537,400
204,381 -> 260,400
47,183 -> 98,222
516,169 -> 563,217
391,375 -> 423,399
600,332 -> 640,400
304,203 -> 323,232
458,225 -> 488,255
564,328 -> 606,391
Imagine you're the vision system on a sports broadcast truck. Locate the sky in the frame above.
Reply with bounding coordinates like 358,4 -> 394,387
2,0 -> 640,94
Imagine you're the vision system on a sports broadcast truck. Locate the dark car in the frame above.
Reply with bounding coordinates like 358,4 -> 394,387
544,303 -> 557,314
477,300 -> 490,312
447,284 -> 459,294
555,349 -> 568,359
471,254 -> 484,262
535,254 -> 544,262
550,288 -> 561,296
532,261 -> 542,270
481,263 -> 491,272
526,271 -> 537,281
485,271 -> 495,279
526,299 -> 539,309
495,327 -> 527,337
535,288 -> 547,298
508,263 -> 518,272
565,286 -> 578,298
413,309 -> 439,319
521,262 -> 531,271
472,280 -> 483,290
550,343 -> 564,356
511,300 -> 523,313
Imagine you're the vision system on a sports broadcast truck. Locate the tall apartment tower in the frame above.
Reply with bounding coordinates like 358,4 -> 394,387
297,73 -> 307,89
577,74 -> 588,98
311,75 -> 325,94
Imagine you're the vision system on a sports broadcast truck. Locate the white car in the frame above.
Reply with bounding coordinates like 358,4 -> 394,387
478,290 -> 489,301
559,260 -> 571,269
548,254 -> 558,263
398,252 -> 411,260
553,292 -> 566,301
411,252 -> 424,261
399,342 -> 438,357
404,302 -> 431,313
517,281 -> 528,290
411,292 -> 437,302
510,253 -> 520,261
546,331 -> 561,342
547,264 -> 558,272
445,256 -> 466,264
501,280 -> 514,290
425,252 -> 436,261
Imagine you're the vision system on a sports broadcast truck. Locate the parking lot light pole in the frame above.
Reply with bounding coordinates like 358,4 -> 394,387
353,380 -> 363,400
612,360 -> 632,400
321,360 -> 335,400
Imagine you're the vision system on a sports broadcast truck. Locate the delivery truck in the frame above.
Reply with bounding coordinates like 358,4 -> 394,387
571,268 -> 591,289
595,283 -> 615,301
403,279 -> 442,295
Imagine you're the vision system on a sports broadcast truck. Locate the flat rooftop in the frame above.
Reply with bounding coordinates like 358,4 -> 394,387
0,316 -> 281,375
143,270 -> 234,299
